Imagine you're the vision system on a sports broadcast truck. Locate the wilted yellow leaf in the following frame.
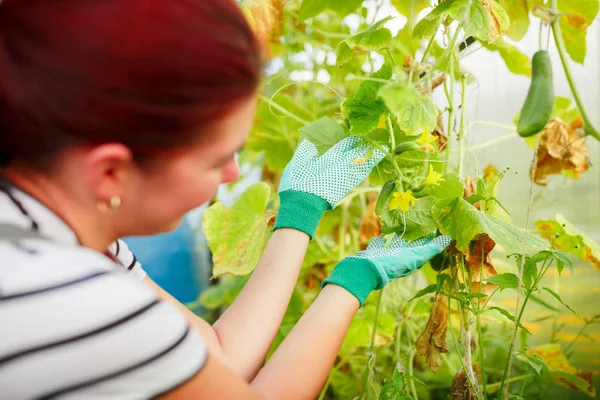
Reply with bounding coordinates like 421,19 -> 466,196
482,0 -> 511,42
527,343 -> 600,397
241,0 -> 285,58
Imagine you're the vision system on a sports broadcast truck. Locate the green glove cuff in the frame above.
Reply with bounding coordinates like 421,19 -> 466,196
322,258 -> 383,306
273,190 -> 330,239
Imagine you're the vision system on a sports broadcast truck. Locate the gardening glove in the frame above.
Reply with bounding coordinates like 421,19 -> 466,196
273,135 -> 385,239
322,234 -> 453,306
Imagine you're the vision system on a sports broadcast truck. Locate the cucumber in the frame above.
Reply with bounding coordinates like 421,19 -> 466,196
517,50 -> 554,137
393,141 -> 419,154
375,180 -> 396,216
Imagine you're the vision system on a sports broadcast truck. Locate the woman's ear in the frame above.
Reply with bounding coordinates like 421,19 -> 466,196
82,143 -> 135,203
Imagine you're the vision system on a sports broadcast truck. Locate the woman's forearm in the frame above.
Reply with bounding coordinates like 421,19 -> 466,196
251,284 -> 360,400
212,228 -> 310,380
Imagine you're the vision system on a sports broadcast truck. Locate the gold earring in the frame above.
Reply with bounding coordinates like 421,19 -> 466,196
97,196 -> 122,214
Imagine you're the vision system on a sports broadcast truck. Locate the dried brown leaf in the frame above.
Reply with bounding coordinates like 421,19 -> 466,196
532,118 -> 590,186
464,177 -> 478,208
432,110 -> 447,152
466,234 -> 498,283
450,366 -> 482,400
416,295 -> 449,372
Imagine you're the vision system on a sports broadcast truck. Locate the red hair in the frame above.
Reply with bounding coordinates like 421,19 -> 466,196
0,0 -> 261,167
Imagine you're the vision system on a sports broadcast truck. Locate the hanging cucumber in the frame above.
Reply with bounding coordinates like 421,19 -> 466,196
375,180 -> 396,216
393,141 -> 419,154
517,50 -> 554,137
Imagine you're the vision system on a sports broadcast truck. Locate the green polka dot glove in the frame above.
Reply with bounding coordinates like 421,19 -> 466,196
273,135 -> 385,239
323,235 -> 452,306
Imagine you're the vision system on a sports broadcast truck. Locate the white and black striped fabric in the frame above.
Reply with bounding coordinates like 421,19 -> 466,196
0,181 -> 208,399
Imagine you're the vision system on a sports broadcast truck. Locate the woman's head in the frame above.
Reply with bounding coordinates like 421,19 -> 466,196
0,0 -> 262,238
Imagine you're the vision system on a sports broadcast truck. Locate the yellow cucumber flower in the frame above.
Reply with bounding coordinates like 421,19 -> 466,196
425,165 -> 445,186
389,190 -> 419,212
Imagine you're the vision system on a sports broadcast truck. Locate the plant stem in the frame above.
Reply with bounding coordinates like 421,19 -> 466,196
386,48 -> 399,67
500,289 -> 532,395
486,375 -> 529,393
464,133 -> 518,152
549,0 -> 600,141
500,134 -> 541,399
519,371 -> 531,399
443,38 -> 456,175
476,237 -> 488,398
468,120 -> 517,131
360,288 -> 384,400
259,95 -> 311,125
363,135 -> 404,180
447,265 -> 484,400
421,34 -> 437,63
339,202 -> 349,259
458,257 -> 482,398
434,24 -> 462,71
407,349 -> 418,399
457,76 -> 467,179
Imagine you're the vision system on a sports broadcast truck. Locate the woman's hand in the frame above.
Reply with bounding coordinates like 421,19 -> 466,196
273,136 -> 385,239
323,234 -> 453,305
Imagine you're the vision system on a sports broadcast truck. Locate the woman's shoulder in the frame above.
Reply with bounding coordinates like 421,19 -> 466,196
0,238 -> 208,399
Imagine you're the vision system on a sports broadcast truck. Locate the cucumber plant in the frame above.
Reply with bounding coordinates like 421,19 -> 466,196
199,1 -> 600,399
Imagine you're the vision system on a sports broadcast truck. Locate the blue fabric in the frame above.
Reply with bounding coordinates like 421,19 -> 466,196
123,218 -> 208,304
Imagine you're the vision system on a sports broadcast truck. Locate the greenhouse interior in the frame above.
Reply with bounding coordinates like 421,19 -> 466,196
1,0 -> 599,399
128,1 -> 600,399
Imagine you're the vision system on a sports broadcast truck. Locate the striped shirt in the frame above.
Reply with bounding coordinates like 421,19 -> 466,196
0,181 -> 207,399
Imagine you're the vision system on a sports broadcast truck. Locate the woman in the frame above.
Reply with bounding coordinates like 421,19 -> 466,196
0,1 -> 450,398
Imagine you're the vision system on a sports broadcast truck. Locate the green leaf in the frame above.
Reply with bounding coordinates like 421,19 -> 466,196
383,196 -> 438,239
392,0 -> 430,19
536,214 -> 600,272
489,306 -> 532,335
342,304 -> 396,348
379,368 -> 412,400
433,197 -> 550,253
556,0 -> 599,63
298,117 -> 349,156
341,63 -> 392,135
383,174 -> 463,240
480,38 -> 532,77
499,0 -> 531,41
516,352 -> 549,376
203,183 -> 276,278
369,158 -> 395,186
378,82 -> 438,136
552,96 -> 581,123
337,16 -> 395,67
422,173 -> 465,199
396,150 -> 444,173
530,293 -> 559,312
485,273 -> 520,291
541,286 -> 579,315
298,0 -> 364,20
249,95 -> 313,172
408,282 -> 438,302
523,257 -> 538,290
559,19 -> 587,63
413,0 -> 490,40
